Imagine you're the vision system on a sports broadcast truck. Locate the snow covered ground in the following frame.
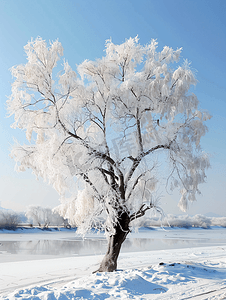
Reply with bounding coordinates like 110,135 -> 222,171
0,227 -> 226,299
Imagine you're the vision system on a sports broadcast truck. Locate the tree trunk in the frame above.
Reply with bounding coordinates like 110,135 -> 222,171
95,212 -> 130,272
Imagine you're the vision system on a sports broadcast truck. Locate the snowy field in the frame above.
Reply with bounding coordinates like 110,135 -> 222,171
1,227 -> 226,299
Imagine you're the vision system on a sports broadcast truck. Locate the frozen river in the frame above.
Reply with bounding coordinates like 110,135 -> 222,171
0,227 -> 226,263
1,227 -> 226,299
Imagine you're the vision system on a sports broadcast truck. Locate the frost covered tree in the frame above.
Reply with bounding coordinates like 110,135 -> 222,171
26,205 -> 65,227
26,205 -> 43,227
8,37 -> 210,272
0,210 -> 20,228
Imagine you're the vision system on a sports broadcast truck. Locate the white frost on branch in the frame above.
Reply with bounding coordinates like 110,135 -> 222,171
8,36 -> 211,234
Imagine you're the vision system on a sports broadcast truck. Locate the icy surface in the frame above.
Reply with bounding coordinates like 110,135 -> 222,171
1,228 -> 226,299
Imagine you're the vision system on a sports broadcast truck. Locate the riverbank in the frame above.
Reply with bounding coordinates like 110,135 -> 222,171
1,228 -> 226,299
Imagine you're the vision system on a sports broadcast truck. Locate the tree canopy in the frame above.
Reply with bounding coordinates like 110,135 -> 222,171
8,37 -> 210,271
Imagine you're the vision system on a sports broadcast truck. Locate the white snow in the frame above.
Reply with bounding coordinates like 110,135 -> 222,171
1,228 -> 226,299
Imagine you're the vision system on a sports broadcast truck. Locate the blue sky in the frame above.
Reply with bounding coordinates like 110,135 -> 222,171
0,0 -> 225,215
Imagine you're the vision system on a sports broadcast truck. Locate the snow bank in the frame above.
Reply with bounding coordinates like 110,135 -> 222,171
1,247 -> 226,299
8,269 -> 167,299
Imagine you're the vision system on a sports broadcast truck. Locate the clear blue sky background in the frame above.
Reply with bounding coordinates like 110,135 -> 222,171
0,0 -> 225,215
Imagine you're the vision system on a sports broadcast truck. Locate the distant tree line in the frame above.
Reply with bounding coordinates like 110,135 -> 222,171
1,207 -> 226,229
133,214 -> 226,228
0,206 -> 69,229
